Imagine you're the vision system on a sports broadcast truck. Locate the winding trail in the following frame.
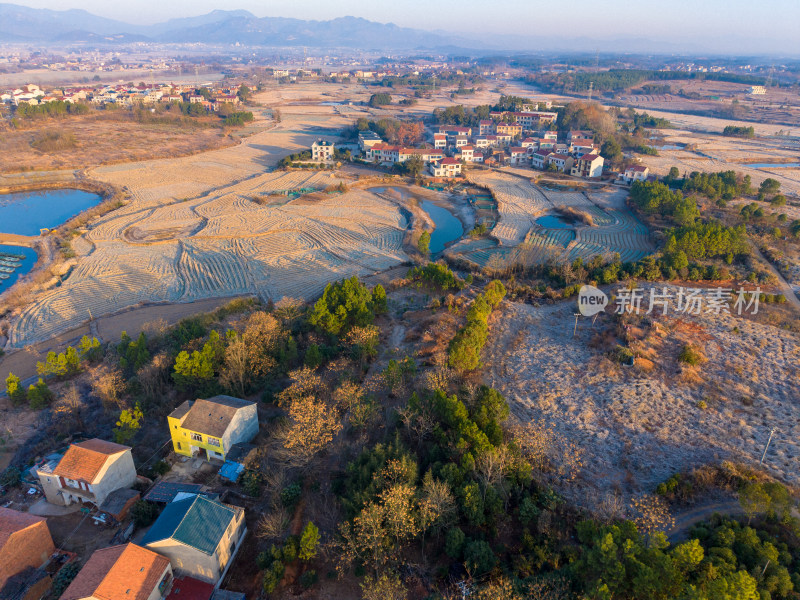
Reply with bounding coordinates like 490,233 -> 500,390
749,240 -> 800,311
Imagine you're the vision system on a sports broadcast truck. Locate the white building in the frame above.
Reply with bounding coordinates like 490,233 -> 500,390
430,157 -> 462,178
570,154 -> 605,178
311,140 -> 335,161
37,439 -> 137,508
620,164 -> 650,183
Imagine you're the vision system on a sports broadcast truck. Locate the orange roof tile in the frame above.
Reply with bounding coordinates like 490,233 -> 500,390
94,544 -> 170,600
52,439 -> 130,483
60,544 -> 170,600
0,507 -> 46,550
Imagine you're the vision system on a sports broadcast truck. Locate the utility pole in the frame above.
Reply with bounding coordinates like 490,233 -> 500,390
573,313 -> 580,337
760,428 -> 776,465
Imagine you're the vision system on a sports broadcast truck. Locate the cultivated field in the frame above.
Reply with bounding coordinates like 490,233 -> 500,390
485,294 -> 800,499
7,169 -> 410,347
454,172 -> 653,268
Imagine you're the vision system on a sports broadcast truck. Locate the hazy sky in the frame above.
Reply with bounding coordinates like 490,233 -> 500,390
9,0 -> 800,52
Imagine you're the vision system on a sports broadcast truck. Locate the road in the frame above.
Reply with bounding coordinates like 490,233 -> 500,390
749,241 -> 800,312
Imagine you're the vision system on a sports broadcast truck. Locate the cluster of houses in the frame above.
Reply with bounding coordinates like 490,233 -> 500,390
357,107 -> 608,179
1,395 -> 260,600
1,82 -> 243,110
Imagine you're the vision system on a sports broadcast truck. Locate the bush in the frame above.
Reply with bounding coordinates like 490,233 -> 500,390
5,373 -> 26,406
28,378 -> 54,409
281,482 -> 302,509
0,466 -> 22,488
678,344 -> 705,366
300,569 -> 318,589
131,500 -> 160,527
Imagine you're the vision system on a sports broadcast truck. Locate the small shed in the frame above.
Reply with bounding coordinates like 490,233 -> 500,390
144,482 -> 204,504
99,488 -> 140,522
219,461 -> 245,483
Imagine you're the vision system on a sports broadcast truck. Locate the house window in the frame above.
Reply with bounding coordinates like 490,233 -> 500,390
190,433 -> 202,442
207,437 -> 220,447
176,442 -> 182,450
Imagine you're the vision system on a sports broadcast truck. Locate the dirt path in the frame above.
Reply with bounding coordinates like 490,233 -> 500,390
750,241 -> 800,311
667,499 -> 742,542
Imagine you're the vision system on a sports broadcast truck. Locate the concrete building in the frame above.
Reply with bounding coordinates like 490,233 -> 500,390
357,131 -> 382,153
429,157 -> 462,178
547,153 -> 574,173
620,164 -> 650,183
60,543 -> 173,600
478,120 -> 494,135
531,150 -> 552,170
37,439 -> 136,508
509,147 -> 529,166
168,396 -> 258,462
142,496 -> 246,585
433,133 -> 447,149
0,507 -> 55,592
570,154 -> 605,178
311,140 -> 334,161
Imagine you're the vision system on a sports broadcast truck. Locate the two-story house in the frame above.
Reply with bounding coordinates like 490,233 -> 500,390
571,154 -> 605,178
37,439 -> 136,508
141,496 -> 246,585
168,396 -> 258,462
429,157 -> 462,178
311,140 -> 334,161
60,543 -> 173,600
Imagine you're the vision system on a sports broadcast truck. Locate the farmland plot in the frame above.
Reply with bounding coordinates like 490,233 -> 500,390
7,185 -> 409,347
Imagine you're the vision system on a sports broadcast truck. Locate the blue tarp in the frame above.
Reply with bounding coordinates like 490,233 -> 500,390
219,461 -> 245,482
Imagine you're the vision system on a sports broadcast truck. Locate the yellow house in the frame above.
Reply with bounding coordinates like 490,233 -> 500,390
168,396 -> 258,462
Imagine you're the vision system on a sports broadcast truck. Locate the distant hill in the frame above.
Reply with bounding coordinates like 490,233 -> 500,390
0,3 -> 471,49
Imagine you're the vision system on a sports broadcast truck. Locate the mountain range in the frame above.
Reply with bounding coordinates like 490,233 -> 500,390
0,3 -> 794,55
0,4 -> 474,50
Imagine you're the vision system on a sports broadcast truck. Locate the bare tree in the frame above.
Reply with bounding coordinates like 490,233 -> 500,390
220,337 -> 249,396
91,364 -> 126,411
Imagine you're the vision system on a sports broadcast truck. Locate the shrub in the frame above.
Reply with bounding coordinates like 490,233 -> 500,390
28,378 -> 54,409
463,540 -> 497,575
678,344 -> 705,366
300,569 -> 318,589
5,373 -> 26,406
131,500 -> 160,527
281,482 -> 302,509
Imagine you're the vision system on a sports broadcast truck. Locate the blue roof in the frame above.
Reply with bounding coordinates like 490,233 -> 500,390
142,495 -> 237,555
219,461 -> 245,482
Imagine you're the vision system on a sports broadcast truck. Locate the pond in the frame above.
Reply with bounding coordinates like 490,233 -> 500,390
656,144 -> 685,151
536,214 -> 574,229
0,245 -> 37,294
740,162 -> 800,169
419,200 -> 464,254
0,188 -> 102,293
0,188 -> 102,236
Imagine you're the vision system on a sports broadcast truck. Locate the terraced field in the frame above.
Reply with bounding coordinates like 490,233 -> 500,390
7,181 -> 409,347
453,172 -> 653,269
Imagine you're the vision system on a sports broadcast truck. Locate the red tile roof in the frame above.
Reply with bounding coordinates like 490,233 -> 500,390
166,576 -> 214,600
53,439 -> 130,484
61,544 -> 170,600
580,154 -> 600,161
0,507 -> 46,550
439,157 -> 460,165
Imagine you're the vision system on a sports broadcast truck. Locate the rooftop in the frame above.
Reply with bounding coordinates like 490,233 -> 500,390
172,396 -> 254,438
142,495 -> 241,555
61,544 -> 169,600
144,482 -> 205,504
52,439 -> 130,484
166,575 -> 214,600
0,507 -> 46,550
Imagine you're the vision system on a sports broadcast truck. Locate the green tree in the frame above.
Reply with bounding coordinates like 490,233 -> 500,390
5,373 -> 26,406
27,378 -> 54,409
404,155 -> 424,177
368,93 -> 392,107
418,230 -> 431,255
77,335 -> 103,362
299,521 -> 321,561
113,403 -> 144,445
305,343 -> 323,368
759,178 -> 780,196
309,277 -> 378,336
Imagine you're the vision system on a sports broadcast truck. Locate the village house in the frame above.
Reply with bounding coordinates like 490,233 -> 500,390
458,145 -> 475,162
433,133 -> 447,149
366,143 -> 399,163
168,396 -> 258,463
547,153 -> 575,173
358,130 -> 383,153
494,132 -> 513,146
620,164 -> 650,183
531,149 -> 552,170
141,495 -> 246,585
473,136 -> 491,149
37,439 -> 136,509
542,131 -> 558,142
570,154 -> 605,178
453,135 -> 469,150
0,507 -> 55,593
495,122 -> 522,138
571,142 -> 600,157
311,140 -> 335,162
60,543 -> 173,600
478,120 -> 494,135
429,157 -> 462,178
438,125 -> 472,138
520,137 -> 538,151
508,147 -> 529,166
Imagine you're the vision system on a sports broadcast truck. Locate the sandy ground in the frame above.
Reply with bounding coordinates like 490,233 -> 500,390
485,293 -> 800,500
